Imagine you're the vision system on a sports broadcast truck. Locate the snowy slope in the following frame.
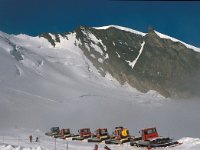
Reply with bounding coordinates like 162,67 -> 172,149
0,30 -> 166,130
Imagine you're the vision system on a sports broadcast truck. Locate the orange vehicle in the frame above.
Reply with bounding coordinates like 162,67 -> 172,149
88,128 -> 109,142
105,127 -> 130,144
130,127 -> 180,148
72,128 -> 91,140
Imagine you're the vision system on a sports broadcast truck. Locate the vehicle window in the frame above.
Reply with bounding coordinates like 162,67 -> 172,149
52,127 -> 59,132
83,129 -> 90,132
147,129 -> 156,134
64,130 -> 70,134
101,129 -> 108,135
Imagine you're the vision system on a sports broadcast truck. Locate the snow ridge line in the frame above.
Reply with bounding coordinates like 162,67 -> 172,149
93,25 -> 146,36
6,87 -> 58,103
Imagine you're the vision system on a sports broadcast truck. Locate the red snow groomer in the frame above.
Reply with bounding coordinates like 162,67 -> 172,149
72,128 -> 91,140
88,128 -> 110,142
130,127 -> 180,148
59,128 -> 79,139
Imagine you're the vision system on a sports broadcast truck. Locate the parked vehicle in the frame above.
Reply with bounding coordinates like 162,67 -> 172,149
105,127 -> 130,144
72,128 -> 91,140
59,128 -> 78,139
88,128 -> 110,142
130,127 -> 180,148
45,127 -> 60,137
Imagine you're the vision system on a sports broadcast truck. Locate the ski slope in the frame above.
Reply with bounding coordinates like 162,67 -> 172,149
0,129 -> 200,150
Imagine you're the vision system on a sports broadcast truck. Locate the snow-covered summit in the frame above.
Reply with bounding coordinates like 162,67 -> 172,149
94,25 -> 146,36
155,31 -> 200,53
93,26 -> 200,53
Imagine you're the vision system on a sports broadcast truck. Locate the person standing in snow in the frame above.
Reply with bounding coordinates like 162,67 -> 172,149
29,135 -> 32,143
104,145 -> 111,150
94,144 -> 98,150
36,136 -> 39,142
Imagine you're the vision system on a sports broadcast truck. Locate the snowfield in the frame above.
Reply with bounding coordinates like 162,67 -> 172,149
1,130 -> 200,150
0,129 -> 200,150
1,27 -> 200,150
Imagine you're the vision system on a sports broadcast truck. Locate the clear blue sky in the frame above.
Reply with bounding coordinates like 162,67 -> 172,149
0,0 -> 200,47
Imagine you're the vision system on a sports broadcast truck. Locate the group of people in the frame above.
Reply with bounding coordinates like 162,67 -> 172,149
94,144 -> 111,150
29,135 -> 39,143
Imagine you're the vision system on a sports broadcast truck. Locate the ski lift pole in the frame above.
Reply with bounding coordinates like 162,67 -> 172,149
54,138 -> 57,150
18,136 -> 20,146
2,136 -> 4,144
66,141 -> 68,150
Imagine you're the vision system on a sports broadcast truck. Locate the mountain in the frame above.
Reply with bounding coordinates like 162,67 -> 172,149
2,26 -> 200,140
0,28 -> 165,130
40,25 -> 200,98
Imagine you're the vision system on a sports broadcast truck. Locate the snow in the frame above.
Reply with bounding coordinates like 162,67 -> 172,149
90,42 -> 104,55
104,53 -> 109,59
81,29 -> 107,54
87,33 -> 104,55
126,41 -> 145,69
0,129 -> 200,150
155,31 -> 200,53
116,52 -> 121,58
94,25 -> 146,36
48,33 -> 55,41
99,39 -> 107,51
90,54 -> 96,59
98,58 -> 103,63
54,33 -> 82,56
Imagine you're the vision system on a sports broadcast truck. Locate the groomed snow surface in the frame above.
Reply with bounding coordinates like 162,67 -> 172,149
0,129 -> 200,150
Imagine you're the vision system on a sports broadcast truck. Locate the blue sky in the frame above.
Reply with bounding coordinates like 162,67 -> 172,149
0,0 -> 200,47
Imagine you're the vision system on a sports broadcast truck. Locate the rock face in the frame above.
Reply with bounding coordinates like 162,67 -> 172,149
40,25 -> 200,98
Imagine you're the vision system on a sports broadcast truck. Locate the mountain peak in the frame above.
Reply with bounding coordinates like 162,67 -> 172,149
33,25 -> 200,98
93,25 -> 146,36
148,25 -> 155,33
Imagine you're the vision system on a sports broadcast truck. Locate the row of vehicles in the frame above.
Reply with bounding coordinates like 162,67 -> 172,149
45,126 -> 180,148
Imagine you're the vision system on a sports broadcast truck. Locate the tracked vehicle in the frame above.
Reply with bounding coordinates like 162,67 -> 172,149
88,128 -> 110,142
72,128 -> 91,141
130,127 -> 180,148
105,127 -> 130,144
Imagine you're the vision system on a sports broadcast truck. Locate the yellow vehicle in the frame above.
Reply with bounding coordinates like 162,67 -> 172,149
105,127 -> 130,144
